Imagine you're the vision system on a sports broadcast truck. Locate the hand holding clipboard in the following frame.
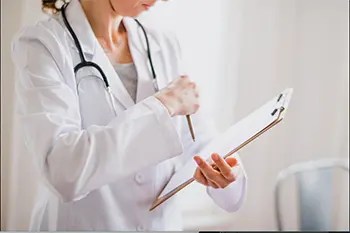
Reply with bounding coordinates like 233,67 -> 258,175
149,88 -> 294,211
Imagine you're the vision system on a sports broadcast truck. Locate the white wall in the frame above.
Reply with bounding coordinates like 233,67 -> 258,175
1,0 -> 349,231
1,0 -> 46,230
1,0 -> 24,229
223,0 -> 349,230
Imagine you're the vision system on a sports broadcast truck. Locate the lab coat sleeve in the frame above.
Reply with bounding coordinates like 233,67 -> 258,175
179,113 -> 248,213
206,154 -> 248,212
11,27 -> 183,203
169,32 -> 247,213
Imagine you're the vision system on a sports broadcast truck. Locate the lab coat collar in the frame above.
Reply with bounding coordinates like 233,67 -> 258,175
64,0 -> 96,55
123,17 -> 161,57
63,0 -> 160,58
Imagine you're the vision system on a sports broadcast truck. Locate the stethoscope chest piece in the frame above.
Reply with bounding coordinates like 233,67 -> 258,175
153,79 -> 159,92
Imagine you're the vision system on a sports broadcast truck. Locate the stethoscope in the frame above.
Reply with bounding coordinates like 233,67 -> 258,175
61,3 -> 196,140
61,3 -> 158,115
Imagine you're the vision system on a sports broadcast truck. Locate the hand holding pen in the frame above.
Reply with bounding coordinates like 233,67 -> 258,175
154,75 -> 198,141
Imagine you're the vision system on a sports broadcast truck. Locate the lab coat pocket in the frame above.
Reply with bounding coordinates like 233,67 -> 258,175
76,75 -> 116,128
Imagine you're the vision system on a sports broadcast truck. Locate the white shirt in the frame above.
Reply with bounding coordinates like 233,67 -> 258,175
114,62 -> 138,103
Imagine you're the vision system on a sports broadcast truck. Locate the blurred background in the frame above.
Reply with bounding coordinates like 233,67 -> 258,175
1,0 -> 349,231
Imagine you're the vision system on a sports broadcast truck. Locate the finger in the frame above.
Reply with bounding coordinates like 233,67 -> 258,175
207,179 -> 220,189
194,156 -> 228,188
194,156 -> 220,179
192,102 -> 200,113
225,156 -> 238,167
200,170 -> 221,188
189,82 -> 196,89
180,75 -> 190,86
211,153 -> 236,181
209,177 -> 229,189
193,168 -> 208,186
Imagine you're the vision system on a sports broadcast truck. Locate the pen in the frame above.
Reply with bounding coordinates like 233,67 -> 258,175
277,93 -> 283,102
186,115 -> 195,142
271,108 -> 278,116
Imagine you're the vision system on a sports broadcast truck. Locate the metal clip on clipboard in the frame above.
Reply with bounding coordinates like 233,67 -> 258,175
149,88 -> 294,211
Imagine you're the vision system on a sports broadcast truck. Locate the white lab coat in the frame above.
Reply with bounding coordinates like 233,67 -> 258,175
12,0 -> 247,231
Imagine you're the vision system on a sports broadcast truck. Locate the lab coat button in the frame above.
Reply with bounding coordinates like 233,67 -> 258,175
135,173 -> 144,184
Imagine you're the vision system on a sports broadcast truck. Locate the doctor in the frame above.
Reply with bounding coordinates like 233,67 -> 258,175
12,0 -> 247,231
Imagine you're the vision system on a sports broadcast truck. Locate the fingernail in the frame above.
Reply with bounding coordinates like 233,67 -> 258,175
212,154 -> 219,161
228,172 -> 235,179
194,157 -> 201,165
231,158 -> 238,166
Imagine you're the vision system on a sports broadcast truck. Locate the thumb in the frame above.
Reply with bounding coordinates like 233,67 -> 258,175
225,157 -> 238,168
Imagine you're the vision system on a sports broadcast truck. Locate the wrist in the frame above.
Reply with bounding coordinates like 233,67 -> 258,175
154,93 -> 176,117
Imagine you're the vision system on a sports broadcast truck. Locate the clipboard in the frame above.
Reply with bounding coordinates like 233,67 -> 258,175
149,88 -> 294,211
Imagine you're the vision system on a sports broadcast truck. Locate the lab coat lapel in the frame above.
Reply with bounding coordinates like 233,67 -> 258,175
91,43 -> 135,109
123,18 -> 164,103
62,0 -> 134,109
62,0 -> 95,55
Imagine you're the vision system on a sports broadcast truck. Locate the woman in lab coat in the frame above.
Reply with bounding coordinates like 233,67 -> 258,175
12,0 -> 247,231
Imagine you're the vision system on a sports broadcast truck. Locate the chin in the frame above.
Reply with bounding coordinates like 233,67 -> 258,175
113,9 -> 144,18
129,10 -> 146,18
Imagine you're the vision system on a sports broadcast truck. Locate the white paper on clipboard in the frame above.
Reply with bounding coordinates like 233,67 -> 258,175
158,88 -> 294,200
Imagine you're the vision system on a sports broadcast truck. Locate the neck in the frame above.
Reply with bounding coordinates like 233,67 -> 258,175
81,0 -> 125,51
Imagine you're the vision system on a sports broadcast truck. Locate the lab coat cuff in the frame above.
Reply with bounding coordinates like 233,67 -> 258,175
206,168 -> 248,212
142,96 -> 184,158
